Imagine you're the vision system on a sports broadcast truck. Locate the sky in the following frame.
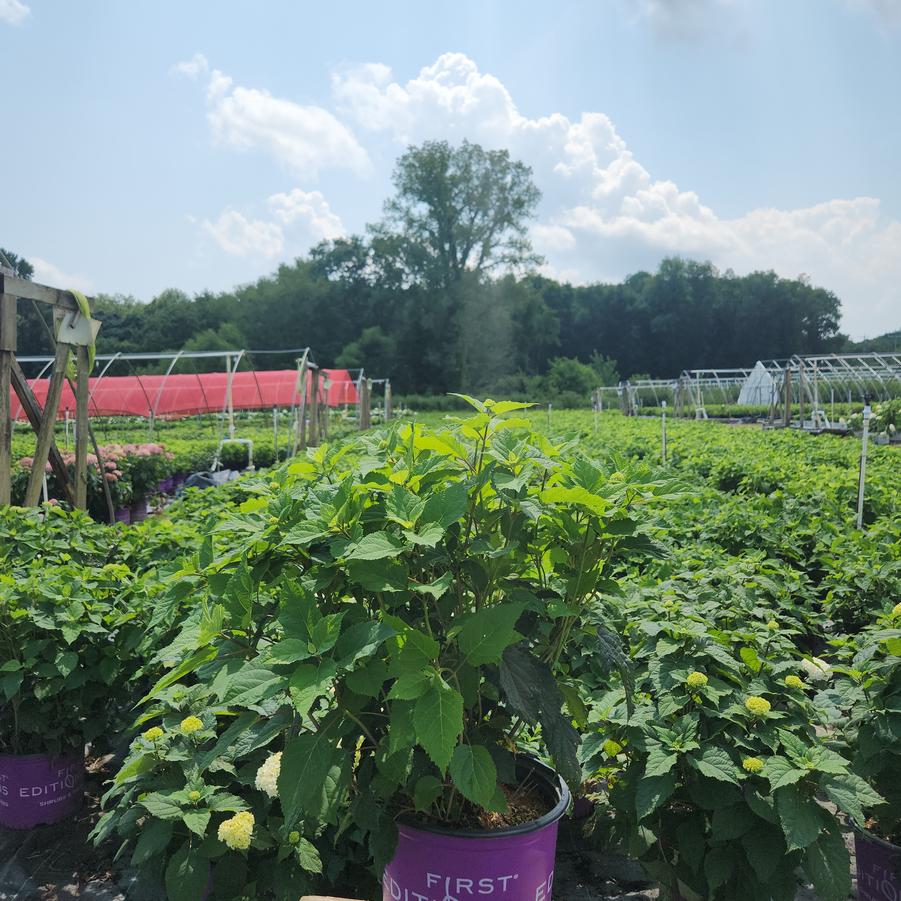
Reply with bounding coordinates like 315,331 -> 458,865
1,0 -> 900,340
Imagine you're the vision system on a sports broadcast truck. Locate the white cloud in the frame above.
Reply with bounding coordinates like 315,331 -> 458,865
202,189 -> 345,259
171,53 -> 209,79
29,257 -> 95,294
180,57 -> 370,179
0,0 -> 29,25
202,210 -> 285,258
332,52 -> 901,336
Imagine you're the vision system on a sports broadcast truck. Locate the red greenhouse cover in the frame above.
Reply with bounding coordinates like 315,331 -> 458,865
11,368 -> 358,421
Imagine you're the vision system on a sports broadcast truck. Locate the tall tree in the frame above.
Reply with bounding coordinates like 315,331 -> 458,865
0,247 -> 34,280
372,139 -> 542,290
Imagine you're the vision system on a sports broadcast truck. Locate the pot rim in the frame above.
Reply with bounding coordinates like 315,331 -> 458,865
852,818 -> 901,853
397,756 -> 570,840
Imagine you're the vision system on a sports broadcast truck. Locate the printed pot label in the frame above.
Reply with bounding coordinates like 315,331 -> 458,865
383,821 -> 560,901
0,751 -> 85,829
856,831 -> 901,901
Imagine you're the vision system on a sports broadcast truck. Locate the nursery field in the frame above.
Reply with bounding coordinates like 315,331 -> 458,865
1,404 -> 899,901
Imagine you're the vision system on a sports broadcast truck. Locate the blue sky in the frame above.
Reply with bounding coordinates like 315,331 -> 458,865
2,0 -> 900,339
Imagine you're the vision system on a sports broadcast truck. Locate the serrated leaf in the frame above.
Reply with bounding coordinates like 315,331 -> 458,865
775,783 -> 824,850
139,792 -> 184,821
804,819 -> 851,901
413,682 -> 464,772
130,818 -> 173,865
456,604 -> 524,665
741,821 -> 786,883
821,772 -> 885,826
644,745 -> 678,778
764,755 -> 808,790
288,661 -> 336,717
218,666 -> 284,709
279,723 -> 339,827
296,836 -> 322,874
346,531 -> 405,561
413,775 -> 445,812
690,747 -> 739,785
450,745 -> 497,808
704,846 -> 736,893
335,620 -> 395,668
635,771 -> 677,821
165,843 -> 208,901
421,483 -> 469,529
411,572 -> 453,599
182,808 -> 210,838
387,670 -> 432,701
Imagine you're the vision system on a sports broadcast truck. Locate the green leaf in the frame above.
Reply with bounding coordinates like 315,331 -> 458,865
456,603 -> 524,665
413,681 -> 464,772
644,745 -> 678,778
165,843 -> 209,901
775,783 -> 824,850
704,846 -> 736,893
411,572 -> 453,599
741,822 -> 786,883
140,646 -> 218,704
346,531 -> 405,561
279,724 -> 340,827
182,808 -> 210,838
740,646 -> 762,673
804,819 -> 851,901
403,524 -> 446,547
218,666 -> 285,709
449,745 -> 497,809
821,773 -> 885,826
288,661 -> 336,717
488,400 -> 536,415
635,771 -> 677,821
763,755 -> 807,790
689,747 -> 740,785
335,620 -> 395,668
139,792 -> 184,821
280,520 -> 328,547
296,836 -> 323,874
387,670 -> 432,701
711,802 -> 756,840
130,818 -> 173,865
413,775 -> 444,812
539,485 -> 608,516
420,483 -> 469,529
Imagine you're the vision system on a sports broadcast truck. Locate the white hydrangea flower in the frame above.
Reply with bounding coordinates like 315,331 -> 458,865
255,751 -> 282,798
801,657 -> 831,683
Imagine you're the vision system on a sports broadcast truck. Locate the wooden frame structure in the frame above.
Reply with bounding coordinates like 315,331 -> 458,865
0,269 -> 98,510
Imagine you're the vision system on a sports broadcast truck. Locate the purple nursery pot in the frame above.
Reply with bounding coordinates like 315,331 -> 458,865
382,759 -> 570,901
0,749 -> 85,829
854,822 -> 901,901
114,506 -> 132,525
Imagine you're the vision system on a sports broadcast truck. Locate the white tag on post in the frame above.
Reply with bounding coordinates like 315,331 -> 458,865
56,312 -> 101,346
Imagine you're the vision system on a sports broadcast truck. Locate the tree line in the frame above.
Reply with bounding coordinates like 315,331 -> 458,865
3,140 -> 852,403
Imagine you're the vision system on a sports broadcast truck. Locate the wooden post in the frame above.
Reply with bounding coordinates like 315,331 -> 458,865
293,353 -> 309,455
74,345 -> 90,509
24,340 -> 70,506
309,368 -> 320,447
0,293 -> 15,505
10,359 -> 76,506
783,368 -> 792,427
359,379 -> 371,430
384,380 -> 392,422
